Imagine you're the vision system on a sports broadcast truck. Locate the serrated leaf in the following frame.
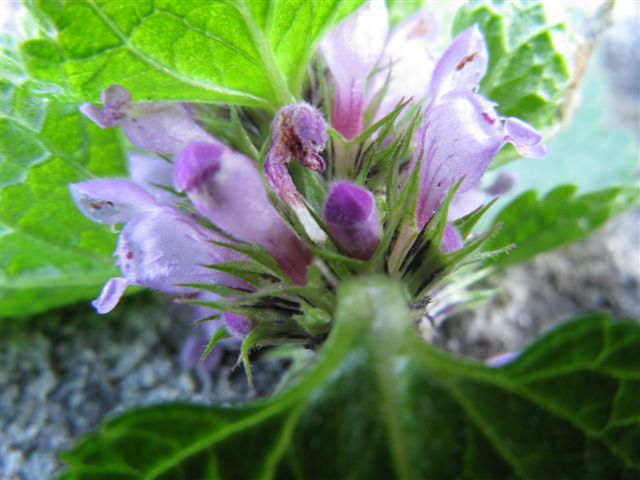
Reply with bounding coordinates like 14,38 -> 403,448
61,276 -> 640,479
453,0 -> 570,129
494,47 -> 640,195
485,184 -> 640,267
29,0 -> 364,109
1,52 -> 127,317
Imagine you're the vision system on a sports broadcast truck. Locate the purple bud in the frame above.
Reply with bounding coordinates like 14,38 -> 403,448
441,224 -> 463,253
324,181 -> 380,260
175,142 -> 312,285
321,0 -> 389,139
80,85 -> 216,155
223,312 -> 252,338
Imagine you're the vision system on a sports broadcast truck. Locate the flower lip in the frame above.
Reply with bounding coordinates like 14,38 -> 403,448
174,142 -> 226,193
324,181 -> 375,226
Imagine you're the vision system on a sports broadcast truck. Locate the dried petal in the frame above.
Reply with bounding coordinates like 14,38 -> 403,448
266,103 -> 328,242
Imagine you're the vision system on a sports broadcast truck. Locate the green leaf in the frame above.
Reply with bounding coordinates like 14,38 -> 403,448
453,0 -> 570,129
29,0 -> 364,109
61,276 -> 639,479
493,46 -> 640,194
1,49 -> 126,317
485,185 -> 640,267
386,0 -> 424,28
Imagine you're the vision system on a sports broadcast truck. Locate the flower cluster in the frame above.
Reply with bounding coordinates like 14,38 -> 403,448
71,0 -> 545,370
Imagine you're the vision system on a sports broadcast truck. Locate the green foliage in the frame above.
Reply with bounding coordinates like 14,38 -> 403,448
61,277 -> 640,479
453,0 -> 571,130
29,0 -> 364,109
1,40 -> 127,317
386,0 -> 424,28
486,185 -> 640,267
495,48 -> 640,196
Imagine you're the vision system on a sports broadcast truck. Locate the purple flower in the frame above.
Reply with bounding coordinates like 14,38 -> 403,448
223,312 -> 252,339
324,181 -> 380,260
95,207 -> 241,314
128,152 -> 178,206
265,103 -> 328,242
321,0 -> 388,139
69,179 -> 161,226
80,85 -> 216,155
371,8 -> 440,120
70,178 -> 243,314
413,26 -> 546,231
175,142 -> 312,285
441,224 -> 463,253
487,351 -> 519,367
429,25 -> 488,102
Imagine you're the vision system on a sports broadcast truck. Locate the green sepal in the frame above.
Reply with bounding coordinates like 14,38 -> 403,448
294,305 -> 332,338
199,325 -> 231,367
210,240 -> 292,284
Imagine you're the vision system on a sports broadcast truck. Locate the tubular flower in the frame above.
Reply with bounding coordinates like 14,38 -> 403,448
324,181 -> 380,260
174,142 -> 312,285
321,0 -> 388,139
70,180 -> 242,314
412,25 -> 546,231
372,8 -> 440,120
80,85 -> 216,154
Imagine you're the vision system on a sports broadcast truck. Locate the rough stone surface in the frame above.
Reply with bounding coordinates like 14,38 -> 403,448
0,296 -> 288,480
436,206 -> 640,360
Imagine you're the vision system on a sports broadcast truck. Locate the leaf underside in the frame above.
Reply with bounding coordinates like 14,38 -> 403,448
61,277 -> 640,480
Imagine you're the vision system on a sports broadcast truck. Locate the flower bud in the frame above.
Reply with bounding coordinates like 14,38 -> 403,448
175,142 -> 312,285
324,181 -> 380,260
